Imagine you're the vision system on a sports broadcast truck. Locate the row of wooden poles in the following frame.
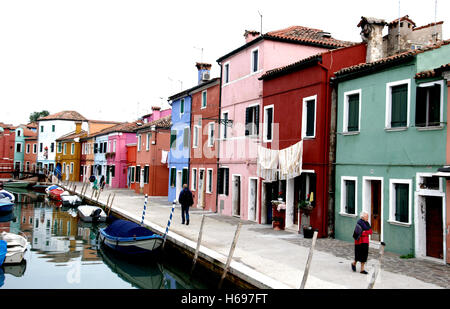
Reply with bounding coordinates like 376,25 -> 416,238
58,179 -> 386,289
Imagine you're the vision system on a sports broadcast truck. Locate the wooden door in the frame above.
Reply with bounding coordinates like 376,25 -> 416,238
426,196 -> 443,259
232,176 -> 241,216
371,181 -> 381,241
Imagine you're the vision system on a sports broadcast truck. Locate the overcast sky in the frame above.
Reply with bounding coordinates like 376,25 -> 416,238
0,0 -> 448,126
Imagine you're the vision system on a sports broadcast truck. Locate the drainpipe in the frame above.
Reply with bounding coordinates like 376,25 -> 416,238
215,63 -> 223,214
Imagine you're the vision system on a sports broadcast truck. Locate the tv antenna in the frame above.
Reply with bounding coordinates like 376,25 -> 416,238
258,10 -> 263,35
193,46 -> 204,63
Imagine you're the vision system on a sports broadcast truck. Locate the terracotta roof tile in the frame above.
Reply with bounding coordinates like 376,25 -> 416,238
38,110 -> 87,121
415,63 -> 450,79
92,121 -> 143,137
259,53 -> 322,80
56,130 -> 88,141
135,115 -> 172,132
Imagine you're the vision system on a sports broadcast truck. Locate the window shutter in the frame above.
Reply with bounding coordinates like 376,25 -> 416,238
171,130 -> 176,149
395,184 -> 409,223
391,84 -> 408,127
217,168 -> 224,195
182,169 -> 188,186
415,87 -> 427,127
267,108 -> 273,140
255,105 -> 260,135
347,94 -> 359,132
429,84 -> 441,126
345,180 -> 355,214
180,100 -> 184,114
225,168 -> 229,196
183,128 -> 189,148
245,107 -> 250,136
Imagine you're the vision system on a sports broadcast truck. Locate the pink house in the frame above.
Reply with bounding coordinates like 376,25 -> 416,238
216,27 -> 353,223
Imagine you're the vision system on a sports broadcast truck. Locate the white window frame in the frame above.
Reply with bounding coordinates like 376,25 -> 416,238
16,143 -> 22,153
302,95 -> 317,139
146,133 -> 150,151
191,168 -> 197,191
221,111 -> 229,140
63,143 -> 67,155
385,79 -> 411,130
206,168 -> 213,194
113,140 -> 116,152
388,178 -> 413,226
71,143 -> 75,155
263,105 -> 274,142
207,122 -> 214,147
416,80 -> 445,129
340,176 -> 358,217
33,143 -> 37,154
246,102 -> 260,137
343,89 -> 362,134
137,134 -> 141,151
224,62 -> 230,84
201,90 -> 207,109
193,125 -> 200,148
250,47 -> 259,74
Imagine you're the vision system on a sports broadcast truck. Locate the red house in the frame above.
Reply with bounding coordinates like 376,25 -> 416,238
189,63 -> 220,212
0,123 -> 16,176
259,43 -> 366,237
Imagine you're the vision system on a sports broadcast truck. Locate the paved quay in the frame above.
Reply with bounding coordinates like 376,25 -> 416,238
67,182 -> 449,289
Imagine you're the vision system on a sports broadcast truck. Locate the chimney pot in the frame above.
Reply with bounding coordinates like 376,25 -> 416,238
244,30 -> 260,43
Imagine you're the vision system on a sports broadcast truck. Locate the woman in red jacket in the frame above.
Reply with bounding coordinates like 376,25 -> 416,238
351,211 -> 372,274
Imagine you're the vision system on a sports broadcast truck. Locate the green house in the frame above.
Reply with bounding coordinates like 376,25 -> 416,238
332,41 -> 450,261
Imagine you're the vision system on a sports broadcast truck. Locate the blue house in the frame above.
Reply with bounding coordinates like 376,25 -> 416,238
167,90 -> 192,202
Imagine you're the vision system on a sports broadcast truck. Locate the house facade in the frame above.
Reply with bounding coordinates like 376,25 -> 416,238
216,27 -> 353,221
24,133 -> 38,172
333,22 -> 450,260
55,123 -> 85,182
13,125 -> 36,172
259,43 -> 367,237
0,123 -> 16,175
134,115 -> 172,196
189,65 -> 220,212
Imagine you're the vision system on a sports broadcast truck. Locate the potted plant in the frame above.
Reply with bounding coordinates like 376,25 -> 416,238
298,193 -> 316,238
272,192 -> 286,230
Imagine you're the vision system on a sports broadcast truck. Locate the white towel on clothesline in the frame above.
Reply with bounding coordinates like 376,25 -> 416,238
279,140 -> 303,180
257,145 -> 279,182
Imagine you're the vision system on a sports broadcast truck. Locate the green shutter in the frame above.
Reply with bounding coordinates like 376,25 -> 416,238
391,84 -> 408,127
347,94 -> 359,131
183,128 -> 189,148
306,99 -> 315,136
170,168 -> 176,187
415,87 -> 427,127
202,91 -> 207,108
395,183 -> 409,223
170,130 -> 176,149
180,99 -> 184,114
182,169 -> 188,186
345,180 -> 355,214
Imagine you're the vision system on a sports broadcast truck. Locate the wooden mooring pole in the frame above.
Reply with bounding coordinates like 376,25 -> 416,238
299,230 -> 318,289
190,215 -> 206,275
107,193 -> 115,216
218,222 -> 242,289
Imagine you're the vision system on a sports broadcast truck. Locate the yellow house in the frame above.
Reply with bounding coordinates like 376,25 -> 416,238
55,122 -> 86,182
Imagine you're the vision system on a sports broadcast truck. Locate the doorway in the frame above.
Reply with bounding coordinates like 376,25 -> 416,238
425,196 -> 443,259
248,178 -> 257,222
232,175 -> 241,217
363,177 -> 383,243
176,170 -> 182,201
198,169 -> 205,208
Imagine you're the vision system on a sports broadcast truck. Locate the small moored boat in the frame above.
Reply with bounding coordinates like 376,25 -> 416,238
47,187 -> 69,201
99,219 -> 164,256
61,195 -> 82,207
0,200 -> 14,213
3,181 -> 32,189
0,190 -> 15,202
0,232 -> 27,264
77,205 -> 107,222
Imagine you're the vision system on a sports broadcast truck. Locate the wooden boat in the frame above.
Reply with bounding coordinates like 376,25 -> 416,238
99,219 -> 164,256
0,190 -> 15,202
61,195 -> 82,207
77,205 -> 107,222
3,181 -> 33,189
0,200 -> 14,213
48,187 -> 69,201
45,185 -> 61,194
0,232 -> 27,264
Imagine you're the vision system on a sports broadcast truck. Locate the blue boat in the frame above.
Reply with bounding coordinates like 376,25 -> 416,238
0,239 -> 7,267
99,219 -> 164,256
0,190 -> 15,202
0,201 -> 14,213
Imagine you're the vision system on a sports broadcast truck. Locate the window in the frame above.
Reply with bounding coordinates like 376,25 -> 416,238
193,126 -> 200,148
70,162 -> 74,174
302,95 -> 317,138
182,168 -> 188,186
40,126 -> 44,133
111,165 -> 115,178
343,90 -> 361,133
137,134 -> 141,151
386,79 -> 410,129
135,166 -> 141,183
17,130 -> 21,137
207,169 -> 213,193
130,166 -> 135,183
217,168 -> 229,195
103,142 -> 107,153
170,167 -> 176,187
33,144 -> 37,153
40,143 -> 43,152
224,62 -> 230,84
94,143 -> 98,154
263,105 -> 274,142
201,91 -> 207,108
80,165 -> 84,176
245,105 -> 259,136
415,81 -> 443,127
16,143 -> 22,153
180,99 -> 185,115
26,161 -> 30,172
113,140 -> 116,152
63,143 -> 67,155
340,177 -> 357,215
52,125 -> 55,132
71,143 -> 75,155
183,127 -> 190,148
389,179 -> 412,225
50,142 -> 54,153
208,123 -> 214,147
144,165 -> 149,184
192,168 -> 197,191
170,130 -> 177,149
222,112 -> 229,139
146,133 -> 151,151
251,48 -> 259,73
26,144 -> 30,154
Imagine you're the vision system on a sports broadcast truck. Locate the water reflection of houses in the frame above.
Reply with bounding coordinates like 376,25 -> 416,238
77,222 -> 104,262
20,203 -> 34,240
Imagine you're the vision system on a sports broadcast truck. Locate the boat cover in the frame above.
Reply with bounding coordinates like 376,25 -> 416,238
0,240 -> 6,266
47,185 -> 60,191
103,219 -> 155,238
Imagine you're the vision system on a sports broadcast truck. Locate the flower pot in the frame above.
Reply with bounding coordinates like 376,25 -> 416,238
303,227 -> 318,239
272,203 -> 286,230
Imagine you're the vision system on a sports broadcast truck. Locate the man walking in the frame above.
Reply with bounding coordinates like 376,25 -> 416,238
178,184 -> 194,225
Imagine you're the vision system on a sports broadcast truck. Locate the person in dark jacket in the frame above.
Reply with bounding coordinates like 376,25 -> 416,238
178,184 -> 193,225
100,175 -> 105,190
352,211 -> 372,274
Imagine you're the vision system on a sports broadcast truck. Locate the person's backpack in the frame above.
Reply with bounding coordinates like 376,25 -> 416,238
353,223 -> 362,240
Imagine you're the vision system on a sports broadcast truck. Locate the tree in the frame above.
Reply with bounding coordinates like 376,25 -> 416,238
29,110 -> 50,123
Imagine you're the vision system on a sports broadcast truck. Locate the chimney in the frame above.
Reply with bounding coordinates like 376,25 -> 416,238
151,106 -> 161,121
358,17 -> 387,63
195,62 -> 212,84
75,122 -> 82,134
244,30 -> 260,43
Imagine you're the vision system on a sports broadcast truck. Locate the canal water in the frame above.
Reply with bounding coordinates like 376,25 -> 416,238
0,189 -> 214,289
